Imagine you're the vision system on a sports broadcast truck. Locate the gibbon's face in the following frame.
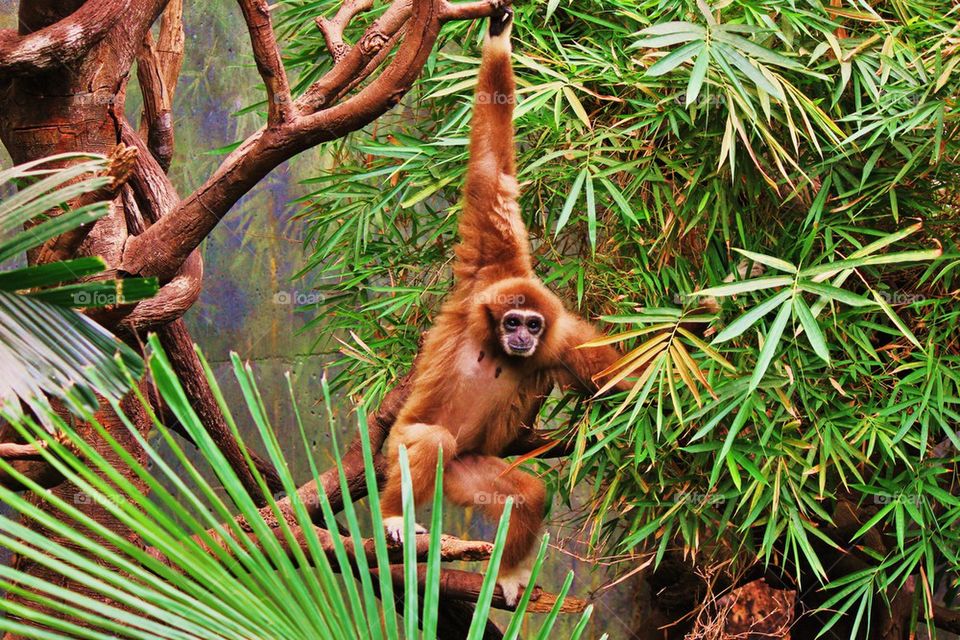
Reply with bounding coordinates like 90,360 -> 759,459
498,309 -> 545,357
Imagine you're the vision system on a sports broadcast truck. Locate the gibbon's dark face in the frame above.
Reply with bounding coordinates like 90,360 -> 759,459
498,309 -> 545,357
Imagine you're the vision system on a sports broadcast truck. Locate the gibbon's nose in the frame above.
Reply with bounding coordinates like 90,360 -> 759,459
507,329 -> 535,354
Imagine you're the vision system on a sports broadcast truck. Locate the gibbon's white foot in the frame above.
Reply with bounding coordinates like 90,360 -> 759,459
497,564 -> 532,608
383,516 -> 428,545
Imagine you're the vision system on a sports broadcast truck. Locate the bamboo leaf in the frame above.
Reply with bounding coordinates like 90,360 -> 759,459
694,276 -> 794,298
712,288 -> 792,344
645,41 -> 704,77
748,298 -> 792,392
794,295 -> 830,363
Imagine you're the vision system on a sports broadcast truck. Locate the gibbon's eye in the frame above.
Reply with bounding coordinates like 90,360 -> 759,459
526,318 -> 542,333
504,316 -> 521,330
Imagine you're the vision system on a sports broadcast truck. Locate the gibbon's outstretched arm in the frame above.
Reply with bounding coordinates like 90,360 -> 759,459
453,8 -> 533,291
554,316 -> 633,395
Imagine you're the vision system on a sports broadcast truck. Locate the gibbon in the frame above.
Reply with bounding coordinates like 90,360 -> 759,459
380,8 -> 626,606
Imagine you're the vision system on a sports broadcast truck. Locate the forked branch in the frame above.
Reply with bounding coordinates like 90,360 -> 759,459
315,0 -> 376,62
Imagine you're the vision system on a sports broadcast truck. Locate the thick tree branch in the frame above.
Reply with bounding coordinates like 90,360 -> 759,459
112,119 -> 202,330
297,0 -> 413,115
119,0 -> 512,283
146,523 -> 581,614
136,36 -> 174,171
0,0 -> 131,77
154,0 -> 185,92
119,118 -> 180,220
238,0 -> 294,125
146,527 -> 493,570
149,318 -> 286,503
244,367 -> 416,531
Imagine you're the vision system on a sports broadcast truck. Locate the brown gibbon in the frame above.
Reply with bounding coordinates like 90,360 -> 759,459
379,7 -> 626,606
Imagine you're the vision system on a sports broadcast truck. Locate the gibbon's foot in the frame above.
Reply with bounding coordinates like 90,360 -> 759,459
497,565 -> 532,608
488,6 -> 513,37
383,516 -> 428,545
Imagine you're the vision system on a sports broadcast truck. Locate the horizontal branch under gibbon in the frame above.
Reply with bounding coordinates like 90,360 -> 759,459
145,523 -> 585,613
145,526 -> 494,570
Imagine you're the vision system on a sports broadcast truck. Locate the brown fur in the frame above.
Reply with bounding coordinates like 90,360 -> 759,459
380,15 -> 625,574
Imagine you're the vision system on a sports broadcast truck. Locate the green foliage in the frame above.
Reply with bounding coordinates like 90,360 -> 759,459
0,335 -> 592,638
280,0 -> 960,633
0,154 -> 157,423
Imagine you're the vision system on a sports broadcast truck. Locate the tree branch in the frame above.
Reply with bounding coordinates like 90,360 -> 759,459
149,318 -> 286,503
244,367 -> 416,531
146,522 -> 583,614
136,0 -> 184,174
384,566 -> 587,614
238,0 -> 294,125
0,441 -> 46,460
145,526 -> 493,570
315,0 -> 375,63
119,0 -> 512,283
296,0 -> 413,115
0,0 -> 131,78
34,144 -> 138,265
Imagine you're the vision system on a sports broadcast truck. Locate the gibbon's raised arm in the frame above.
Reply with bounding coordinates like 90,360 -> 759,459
453,8 -> 533,290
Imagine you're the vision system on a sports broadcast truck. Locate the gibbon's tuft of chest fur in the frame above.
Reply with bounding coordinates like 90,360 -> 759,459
394,277 -> 560,455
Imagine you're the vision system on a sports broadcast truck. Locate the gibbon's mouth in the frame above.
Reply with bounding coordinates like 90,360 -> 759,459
506,343 -> 534,356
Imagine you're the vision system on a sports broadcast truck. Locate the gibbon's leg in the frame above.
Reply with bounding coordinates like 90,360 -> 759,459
381,423 -> 457,544
444,453 -> 546,606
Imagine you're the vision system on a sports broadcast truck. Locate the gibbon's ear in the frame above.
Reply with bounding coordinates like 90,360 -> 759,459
488,6 -> 513,37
